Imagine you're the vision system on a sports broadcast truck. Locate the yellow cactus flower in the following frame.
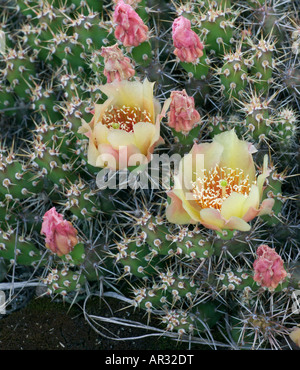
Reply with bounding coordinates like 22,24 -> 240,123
79,79 -> 169,170
166,130 -> 274,232
289,326 -> 300,347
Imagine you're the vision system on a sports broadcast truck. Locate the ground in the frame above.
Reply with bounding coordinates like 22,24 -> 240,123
0,294 -> 195,350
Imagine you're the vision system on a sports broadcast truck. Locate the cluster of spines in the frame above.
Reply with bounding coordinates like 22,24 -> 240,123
42,266 -> 86,297
205,103 -> 299,156
218,48 -> 248,102
272,108 -> 298,150
260,169 -> 287,227
0,0 -> 298,349
0,227 -> 45,266
247,36 -> 276,95
0,0 -> 110,132
112,209 -> 247,335
0,150 -> 43,203
62,179 -> 98,221
114,211 -> 214,274
0,47 -> 37,101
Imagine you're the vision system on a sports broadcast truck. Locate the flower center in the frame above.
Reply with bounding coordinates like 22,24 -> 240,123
102,105 -> 152,132
192,165 -> 252,210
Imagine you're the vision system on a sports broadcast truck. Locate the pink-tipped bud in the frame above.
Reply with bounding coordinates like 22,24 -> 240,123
253,244 -> 287,289
41,207 -> 78,257
172,16 -> 204,64
113,0 -> 148,47
167,89 -> 200,133
113,0 -> 142,7
100,44 -> 135,83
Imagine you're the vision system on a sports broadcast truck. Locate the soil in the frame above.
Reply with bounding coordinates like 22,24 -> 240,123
0,295 -> 194,350
1,294 -> 298,352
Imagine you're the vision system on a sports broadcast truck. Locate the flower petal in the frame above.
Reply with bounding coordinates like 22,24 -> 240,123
256,155 -> 271,198
165,190 -> 194,224
241,184 -> 260,219
100,79 -> 156,123
200,208 -> 251,232
257,198 -> 275,216
220,192 -> 247,220
78,119 -> 91,135
94,122 -> 110,144
173,191 -> 202,223
224,216 -> 251,232
107,129 -> 136,149
190,141 -> 224,177
213,130 -> 256,183
96,144 -> 119,169
120,145 -> 143,169
172,174 -> 202,222
152,97 -> 171,143
93,97 -> 115,126
133,122 -> 156,155
199,208 -> 225,231
87,132 -> 101,166
289,327 -> 300,347
242,197 -> 275,222
178,152 -> 202,192
176,141 -> 223,195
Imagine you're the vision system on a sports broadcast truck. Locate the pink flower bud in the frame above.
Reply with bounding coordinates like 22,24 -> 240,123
113,0 -> 148,47
113,0 -> 142,7
253,244 -> 287,289
100,44 -> 135,83
167,89 -> 200,133
172,16 -> 204,64
41,207 -> 78,257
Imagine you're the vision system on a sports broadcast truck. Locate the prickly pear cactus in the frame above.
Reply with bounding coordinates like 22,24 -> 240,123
0,0 -> 299,350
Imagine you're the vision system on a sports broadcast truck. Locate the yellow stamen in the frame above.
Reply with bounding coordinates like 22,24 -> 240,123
102,105 -> 152,132
192,165 -> 252,210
